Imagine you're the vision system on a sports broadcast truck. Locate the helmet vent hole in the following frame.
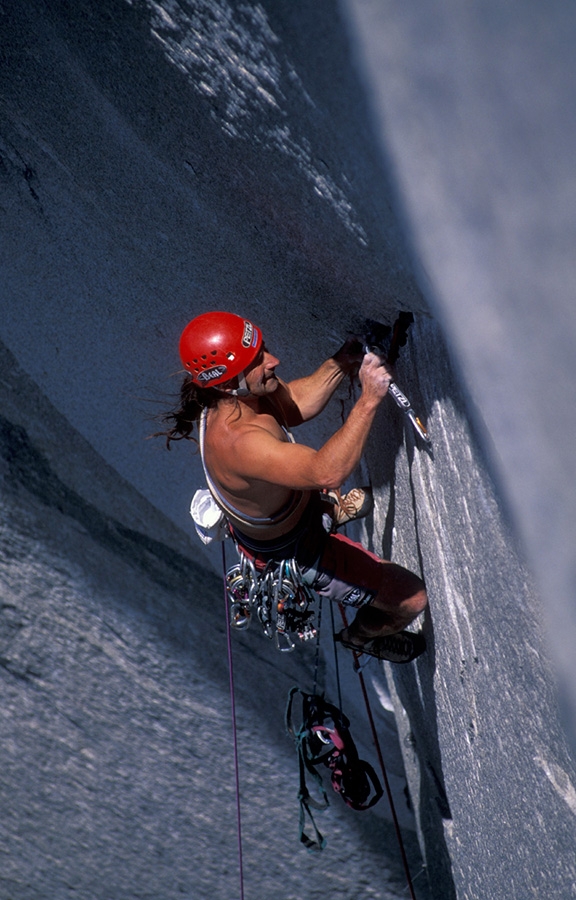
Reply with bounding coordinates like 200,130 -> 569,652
227,352 -> 235,360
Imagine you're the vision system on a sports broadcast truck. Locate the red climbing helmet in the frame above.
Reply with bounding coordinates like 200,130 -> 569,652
179,311 -> 263,389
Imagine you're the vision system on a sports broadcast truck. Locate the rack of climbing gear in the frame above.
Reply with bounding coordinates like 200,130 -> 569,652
286,687 -> 384,852
225,549 -> 318,651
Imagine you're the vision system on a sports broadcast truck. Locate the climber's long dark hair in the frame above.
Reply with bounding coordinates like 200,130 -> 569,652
155,375 -> 221,449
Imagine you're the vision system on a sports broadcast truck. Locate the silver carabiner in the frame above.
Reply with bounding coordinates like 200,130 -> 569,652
230,602 -> 251,629
226,565 -> 246,601
229,548 -> 316,650
288,558 -> 301,584
275,629 -> 295,652
239,553 -> 261,605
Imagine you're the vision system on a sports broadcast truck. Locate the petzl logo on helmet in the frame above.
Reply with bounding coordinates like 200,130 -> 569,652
241,321 -> 253,348
197,365 -> 227,384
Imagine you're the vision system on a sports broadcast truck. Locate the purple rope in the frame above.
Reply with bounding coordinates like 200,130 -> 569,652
222,542 -> 245,900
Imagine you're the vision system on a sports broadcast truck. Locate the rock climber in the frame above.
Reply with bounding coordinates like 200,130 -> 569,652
162,311 -> 427,662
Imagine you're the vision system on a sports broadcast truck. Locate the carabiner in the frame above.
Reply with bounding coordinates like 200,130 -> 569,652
275,629 -> 295,652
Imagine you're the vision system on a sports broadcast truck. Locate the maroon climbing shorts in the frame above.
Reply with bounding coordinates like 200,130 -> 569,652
301,532 -> 384,608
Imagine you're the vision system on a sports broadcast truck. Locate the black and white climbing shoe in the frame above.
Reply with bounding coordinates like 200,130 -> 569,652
335,629 -> 426,664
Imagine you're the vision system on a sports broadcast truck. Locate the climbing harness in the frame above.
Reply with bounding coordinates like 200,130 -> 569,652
225,549 -> 317,652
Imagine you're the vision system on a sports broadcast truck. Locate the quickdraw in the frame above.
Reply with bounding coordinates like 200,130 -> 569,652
225,549 -> 317,651
364,313 -> 431,446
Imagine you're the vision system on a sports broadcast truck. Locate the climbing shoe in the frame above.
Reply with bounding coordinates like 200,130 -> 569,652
335,628 -> 426,664
324,487 -> 374,528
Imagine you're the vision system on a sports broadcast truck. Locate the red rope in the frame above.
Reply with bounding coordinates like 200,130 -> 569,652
222,543 -> 245,900
338,606 -> 417,900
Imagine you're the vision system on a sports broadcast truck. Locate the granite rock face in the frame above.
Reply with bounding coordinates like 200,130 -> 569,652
342,0 -> 576,756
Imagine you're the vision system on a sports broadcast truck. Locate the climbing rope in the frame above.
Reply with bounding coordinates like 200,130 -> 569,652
328,600 -> 343,713
312,595 -> 323,696
222,542 -> 245,900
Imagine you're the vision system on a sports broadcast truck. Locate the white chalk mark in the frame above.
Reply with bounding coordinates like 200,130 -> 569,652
535,755 -> 576,816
